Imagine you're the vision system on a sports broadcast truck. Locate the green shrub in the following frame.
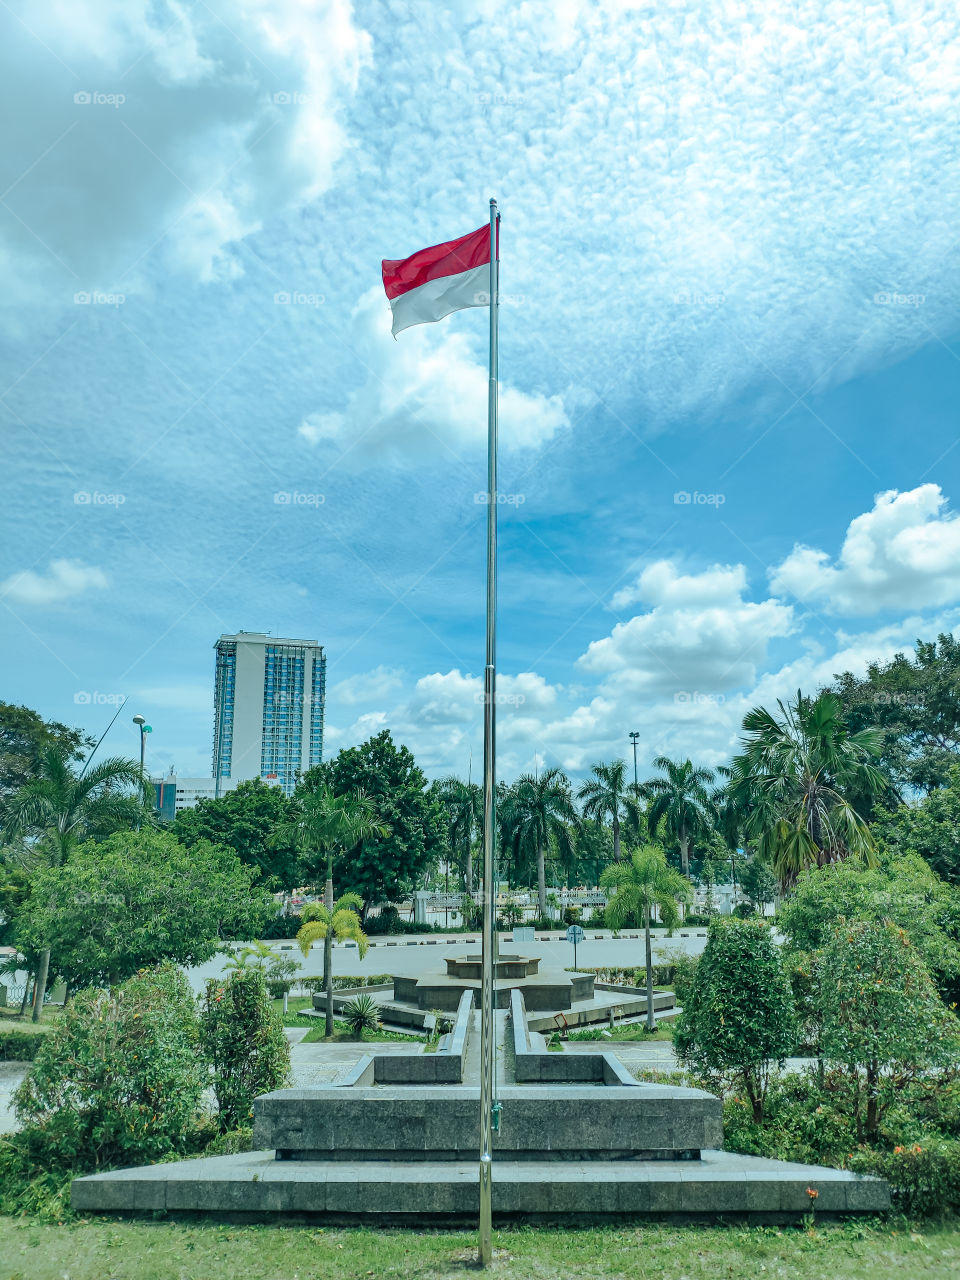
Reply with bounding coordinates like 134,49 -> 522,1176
199,970 -> 290,1131
200,1126 -> 254,1157
0,1028 -> 47,1061
341,993 -> 381,1038
13,964 -> 206,1169
849,1138 -> 960,1218
674,916 -> 796,1121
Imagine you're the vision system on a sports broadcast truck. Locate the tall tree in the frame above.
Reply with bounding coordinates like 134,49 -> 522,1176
2,746 -> 145,1018
300,731 -> 444,909
174,778 -> 298,892
578,760 -> 629,862
729,689 -> 887,888
433,776 -> 481,895
0,702 -> 92,804
601,845 -> 691,1030
271,786 -> 389,1036
500,769 -> 576,916
832,633 -> 960,799
874,762 -> 960,884
642,756 -> 715,878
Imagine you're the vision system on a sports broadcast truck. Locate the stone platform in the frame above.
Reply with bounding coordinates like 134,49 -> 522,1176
71,1148 -> 889,1220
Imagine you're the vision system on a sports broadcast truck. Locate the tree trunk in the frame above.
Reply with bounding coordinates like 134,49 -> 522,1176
612,815 -> 621,861
865,1062 -> 880,1140
680,832 -> 690,878
19,972 -> 32,1017
32,949 -> 50,1023
537,841 -> 547,918
466,844 -> 474,896
324,872 -> 335,1038
644,903 -> 655,1033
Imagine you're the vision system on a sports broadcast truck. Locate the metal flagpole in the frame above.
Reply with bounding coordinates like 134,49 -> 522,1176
478,195 -> 500,1267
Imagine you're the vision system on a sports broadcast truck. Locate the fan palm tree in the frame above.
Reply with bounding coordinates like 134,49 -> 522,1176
729,689 -> 887,889
434,776 -> 482,895
500,769 -> 576,917
271,786 -> 389,1036
2,746 -> 145,1019
642,756 -> 715,879
578,760 -> 629,862
601,845 -> 691,1031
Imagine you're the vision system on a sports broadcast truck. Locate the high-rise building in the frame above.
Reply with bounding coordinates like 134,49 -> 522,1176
152,770 -> 237,819
212,631 -> 326,797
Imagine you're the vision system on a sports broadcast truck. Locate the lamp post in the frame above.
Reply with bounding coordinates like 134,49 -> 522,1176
132,715 -> 152,807
629,730 -> 640,791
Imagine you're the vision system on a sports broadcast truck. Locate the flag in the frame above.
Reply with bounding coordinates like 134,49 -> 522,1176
382,223 -> 495,336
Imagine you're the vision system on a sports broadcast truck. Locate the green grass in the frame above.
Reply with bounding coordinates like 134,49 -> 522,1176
299,1021 -> 419,1044
568,1020 -> 676,1044
1,1218 -> 958,1279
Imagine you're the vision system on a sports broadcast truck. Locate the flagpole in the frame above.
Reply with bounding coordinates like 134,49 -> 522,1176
478,195 -> 499,1268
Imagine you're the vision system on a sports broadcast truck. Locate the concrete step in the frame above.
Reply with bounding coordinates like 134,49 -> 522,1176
72,1148 -> 890,1219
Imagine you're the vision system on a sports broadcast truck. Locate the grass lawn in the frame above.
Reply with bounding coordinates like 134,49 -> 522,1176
273,997 -> 420,1044
1,1218 -> 957,1280
568,1019 -> 676,1044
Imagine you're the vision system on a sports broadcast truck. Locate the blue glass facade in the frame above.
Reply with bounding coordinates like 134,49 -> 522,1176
212,639 -> 237,789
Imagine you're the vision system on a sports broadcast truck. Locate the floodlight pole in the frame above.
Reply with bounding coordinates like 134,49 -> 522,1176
478,196 -> 500,1268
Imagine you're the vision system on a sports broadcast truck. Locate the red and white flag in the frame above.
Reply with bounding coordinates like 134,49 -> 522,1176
382,223 -> 495,337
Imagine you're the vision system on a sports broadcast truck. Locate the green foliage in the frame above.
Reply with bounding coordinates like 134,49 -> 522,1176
776,853 -> 960,1004
876,764 -> 960,884
833,633 -> 960,797
850,1139 -> 960,1218
578,760 -> 629,862
15,828 -> 272,989
13,964 -> 206,1168
641,757 -> 715,877
173,778 -> 298,891
433,776 -> 480,893
0,1027 -> 47,1060
199,970 -> 290,1131
729,690 -> 887,888
500,769 -> 576,914
296,897 -> 369,959
600,845 -> 691,931
815,919 -> 960,1140
0,701 -> 92,805
341,992 -> 381,1038
673,916 -> 796,1120
301,731 -> 443,906
737,855 -> 778,910
573,818 -> 614,884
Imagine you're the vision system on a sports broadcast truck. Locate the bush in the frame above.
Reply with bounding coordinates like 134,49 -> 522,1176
0,1028 -> 47,1061
258,914 -> 299,940
562,906 -> 581,925
568,965 -> 676,986
13,964 -> 206,1169
199,1126 -> 254,1157
199,970 -> 290,1131
674,917 -> 796,1121
341,993 -> 381,1038
848,1138 -> 960,1218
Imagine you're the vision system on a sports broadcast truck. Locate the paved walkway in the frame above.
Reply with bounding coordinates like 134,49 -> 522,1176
0,1061 -> 26,1133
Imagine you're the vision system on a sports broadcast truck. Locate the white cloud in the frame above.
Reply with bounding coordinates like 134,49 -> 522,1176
297,287 -> 570,459
330,665 -> 405,705
580,560 -> 795,695
0,1 -> 370,301
0,558 -> 108,605
770,485 -> 960,614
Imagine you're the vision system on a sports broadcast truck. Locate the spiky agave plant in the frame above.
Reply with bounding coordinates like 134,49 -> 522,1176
342,992 -> 381,1039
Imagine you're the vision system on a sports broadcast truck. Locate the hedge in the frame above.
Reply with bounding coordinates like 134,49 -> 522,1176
0,1029 -> 47,1061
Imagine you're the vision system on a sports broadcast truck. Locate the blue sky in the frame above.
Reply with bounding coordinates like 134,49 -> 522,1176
4,0 -> 960,783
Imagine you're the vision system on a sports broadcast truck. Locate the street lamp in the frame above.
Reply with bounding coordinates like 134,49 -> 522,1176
629,730 -> 640,791
132,714 -> 152,795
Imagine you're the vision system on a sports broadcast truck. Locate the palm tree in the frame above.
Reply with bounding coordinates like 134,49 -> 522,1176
500,769 -> 576,917
642,756 -> 715,879
601,845 -> 691,1031
2,746 -> 145,1019
578,760 -> 629,862
271,786 -> 389,1036
435,776 -> 482,895
296,891 -> 369,1020
729,689 -> 887,889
